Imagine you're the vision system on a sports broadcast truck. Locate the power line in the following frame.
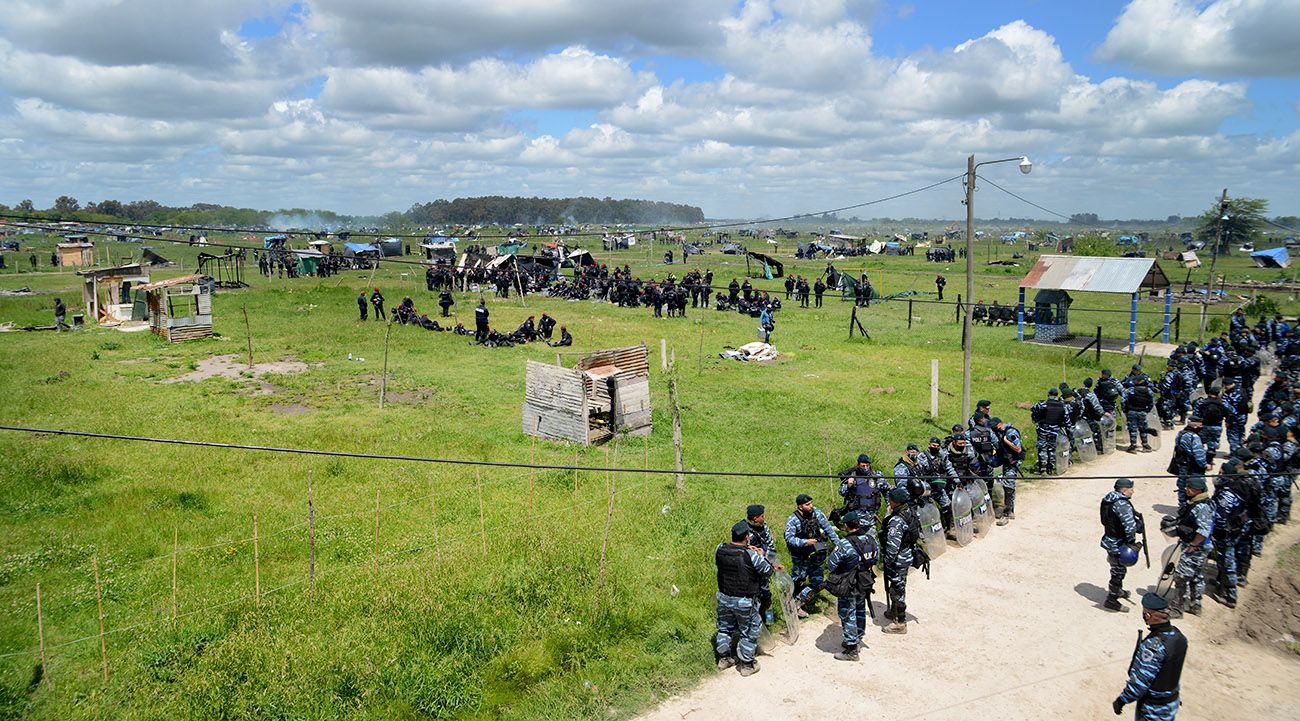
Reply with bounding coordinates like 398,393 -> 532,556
0,423 -> 1234,483
0,176 -> 964,242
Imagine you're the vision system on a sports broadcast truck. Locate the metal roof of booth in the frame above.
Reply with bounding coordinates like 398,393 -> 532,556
1019,255 -> 1169,294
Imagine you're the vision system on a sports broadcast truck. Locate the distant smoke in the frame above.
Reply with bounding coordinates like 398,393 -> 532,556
268,212 -> 335,231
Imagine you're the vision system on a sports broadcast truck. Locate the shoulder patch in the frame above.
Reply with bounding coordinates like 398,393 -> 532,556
1140,647 -> 1155,663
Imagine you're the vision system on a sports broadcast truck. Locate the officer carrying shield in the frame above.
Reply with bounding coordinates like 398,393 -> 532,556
783,494 -> 840,617
745,504 -> 783,624
1112,593 -> 1187,720
1100,478 -> 1140,612
990,417 -> 1024,523
1031,388 -> 1067,474
880,487 -> 917,635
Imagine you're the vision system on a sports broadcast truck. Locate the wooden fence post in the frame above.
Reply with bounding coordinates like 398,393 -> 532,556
930,359 -> 939,418
908,298 -> 913,329
171,526 -> 178,622
430,478 -> 440,561
1095,326 -> 1102,363
36,583 -> 51,688
253,514 -> 261,609
92,554 -> 108,682
955,294 -> 962,324
476,469 -> 488,555
379,322 -> 392,409
660,338 -> 667,371
669,369 -> 685,493
308,471 -> 316,600
242,305 -> 254,368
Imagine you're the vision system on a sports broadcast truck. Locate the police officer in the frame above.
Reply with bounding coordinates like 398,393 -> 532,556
474,298 -> 490,343
1031,387 -> 1067,473
880,487 -> 916,634
1080,378 -> 1107,450
1208,463 -> 1250,609
745,504 -> 783,624
1097,368 -> 1124,418
370,287 -> 385,321
357,291 -> 368,321
1170,477 -> 1214,617
1191,386 -> 1227,461
1100,478 -> 1139,612
1171,416 -> 1209,513
893,444 -> 923,484
918,436 -> 955,531
813,277 -> 825,307
1123,376 -> 1156,453
1112,593 -> 1187,720
714,521 -> 772,676
968,399 -> 992,429
1230,447 -> 1271,586
837,453 -> 886,532
1221,376 -> 1248,452
826,510 -> 878,661
438,288 -> 455,317
991,417 -> 1024,523
783,494 -> 840,617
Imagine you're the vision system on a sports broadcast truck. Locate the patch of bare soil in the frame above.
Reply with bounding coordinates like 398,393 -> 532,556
383,389 -> 435,405
269,402 -> 312,414
1238,541 -> 1300,656
160,354 -> 308,383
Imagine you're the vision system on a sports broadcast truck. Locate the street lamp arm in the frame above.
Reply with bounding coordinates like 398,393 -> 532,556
973,157 -> 1026,170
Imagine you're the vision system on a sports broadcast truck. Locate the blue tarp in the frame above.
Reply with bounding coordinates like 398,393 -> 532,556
1251,247 -> 1290,268
344,242 -> 379,254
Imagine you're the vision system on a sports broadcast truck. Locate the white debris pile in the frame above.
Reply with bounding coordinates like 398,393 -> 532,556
719,342 -> 778,363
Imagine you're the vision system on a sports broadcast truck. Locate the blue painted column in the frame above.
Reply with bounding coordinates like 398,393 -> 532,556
1170,288 -> 1180,342
1129,292 -> 1139,354
1017,287 -> 1025,341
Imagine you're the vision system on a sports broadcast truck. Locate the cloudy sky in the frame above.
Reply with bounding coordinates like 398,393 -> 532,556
1,0 -> 1297,221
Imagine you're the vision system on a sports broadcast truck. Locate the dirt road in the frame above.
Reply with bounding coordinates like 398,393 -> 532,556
638,421 -> 1300,720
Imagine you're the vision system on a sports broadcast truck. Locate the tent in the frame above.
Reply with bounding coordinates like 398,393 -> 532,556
343,242 -> 380,256
745,251 -> 783,279
263,235 -> 287,249
1251,247 -> 1290,268
141,248 -> 173,267
562,249 -> 596,268
378,238 -> 403,257
293,249 -> 324,275
421,241 -> 457,263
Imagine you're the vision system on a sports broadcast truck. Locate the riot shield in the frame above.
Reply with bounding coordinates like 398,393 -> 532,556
772,570 -> 799,645
1189,386 -> 1206,404
1145,424 -> 1162,452
951,484 -> 974,546
1099,415 -> 1116,455
1153,543 -> 1182,601
1055,433 -> 1072,472
917,500 -> 946,559
970,479 -> 994,535
1258,349 -> 1274,370
1073,419 -> 1098,463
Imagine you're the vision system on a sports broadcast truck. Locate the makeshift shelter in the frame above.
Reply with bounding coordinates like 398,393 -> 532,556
263,235 -> 287,249
378,238 -> 403,257
141,248 -> 174,267
136,274 -> 213,342
77,264 -> 150,323
1018,255 -> 1172,353
197,251 -> 248,288
57,238 -> 95,267
522,344 -> 652,445
562,248 -> 596,268
745,251 -> 783,279
1178,251 -> 1201,268
308,239 -> 333,254
344,242 -> 380,257
1251,247 -> 1290,269
421,241 -> 457,263
293,249 -> 324,275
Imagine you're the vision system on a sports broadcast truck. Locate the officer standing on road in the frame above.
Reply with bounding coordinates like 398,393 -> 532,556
1170,477 -> 1214,617
826,511 -> 878,661
880,487 -> 916,635
783,494 -> 840,617
1031,388 -> 1067,473
1221,377 -> 1248,452
1100,478 -> 1139,612
1123,376 -> 1156,453
1171,416 -> 1210,512
745,504 -> 783,625
1112,593 -> 1187,720
1208,462 -> 1250,609
1080,378 -> 1108,449
991,417 -> 1024,523
836,453 -> 886,533
1191,385 -> 1227,461
918,436 -> 956,531
714,521 -> 772,677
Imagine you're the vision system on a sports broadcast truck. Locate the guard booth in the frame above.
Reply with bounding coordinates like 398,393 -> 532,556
1017,255 -> 1171,353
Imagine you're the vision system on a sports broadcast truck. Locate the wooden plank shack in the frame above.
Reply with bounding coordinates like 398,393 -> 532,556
136,274 -> 213,342
523,344 -> 652,445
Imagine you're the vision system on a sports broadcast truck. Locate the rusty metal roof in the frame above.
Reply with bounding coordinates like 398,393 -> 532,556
1019,255 -> 1170,294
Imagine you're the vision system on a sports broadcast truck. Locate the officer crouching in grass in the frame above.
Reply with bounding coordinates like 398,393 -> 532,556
1112,593 -> 1187,720
715,521 -> 773,677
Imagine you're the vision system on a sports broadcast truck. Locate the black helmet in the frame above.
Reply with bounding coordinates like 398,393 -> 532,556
907,478 -> 927,502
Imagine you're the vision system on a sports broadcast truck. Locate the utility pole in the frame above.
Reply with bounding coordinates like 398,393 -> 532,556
962,154 -> 976,422
1205,188 -> 1228,300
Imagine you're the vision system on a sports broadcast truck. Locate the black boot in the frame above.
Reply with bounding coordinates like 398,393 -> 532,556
1103,596 -> 1123,612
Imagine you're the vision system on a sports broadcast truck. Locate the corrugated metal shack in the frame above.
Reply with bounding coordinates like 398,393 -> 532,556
1018,255 -> 1171,353
522,344 -> 652,445
136,274 -> 213,342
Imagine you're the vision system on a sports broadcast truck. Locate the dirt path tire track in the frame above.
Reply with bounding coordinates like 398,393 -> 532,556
638,396 -> 1300,721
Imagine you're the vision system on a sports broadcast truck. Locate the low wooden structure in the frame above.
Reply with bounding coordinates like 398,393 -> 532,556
136,274 -> 213,342
523,344 -> 652,445
57,238 -> 95,267
77,264 -> 150,323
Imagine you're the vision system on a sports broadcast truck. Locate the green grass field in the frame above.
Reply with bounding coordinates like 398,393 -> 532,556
0,229 -> 1296,719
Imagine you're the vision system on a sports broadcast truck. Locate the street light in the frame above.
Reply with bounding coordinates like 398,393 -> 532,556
962,154 -> 1032,421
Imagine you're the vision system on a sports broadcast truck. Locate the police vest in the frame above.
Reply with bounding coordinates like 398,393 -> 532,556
790,511 -> 826,555
846,474 -> 883,513
1036,399 -> 1066,426
1144,625 -> 1188,697
1126,386 -> 1154,412
1100,494 -> 1133,539
969,425 -> 995,453
715,544 -> 762,598
1197,398 -> 1226,425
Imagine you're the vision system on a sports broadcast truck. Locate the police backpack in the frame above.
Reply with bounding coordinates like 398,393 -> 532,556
825,536 -> 877,597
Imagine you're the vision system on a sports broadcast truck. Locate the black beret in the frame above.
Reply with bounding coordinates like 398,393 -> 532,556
746,504 -> 765,519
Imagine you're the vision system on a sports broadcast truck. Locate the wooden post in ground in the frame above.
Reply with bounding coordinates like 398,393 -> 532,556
476,469 -> 487,555
1095,326 -> 1102,363
36,583 -> 51,689
92,554 -> 108,682
253,514 -> 261,609
379,322 -> 391,409
908,299 -> 913,329
308,471 -> 315,600
956,294 -> 962,324
931,359 -> 939,418
430,478 -> 440,561
660,338 -> 667,371
373,489 -> 380,579
669,368 -> 685,493
242,305 -> 254,368
1198,303 -> 1207,343
171,526 -> 178,622
597,465 -> 617,589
